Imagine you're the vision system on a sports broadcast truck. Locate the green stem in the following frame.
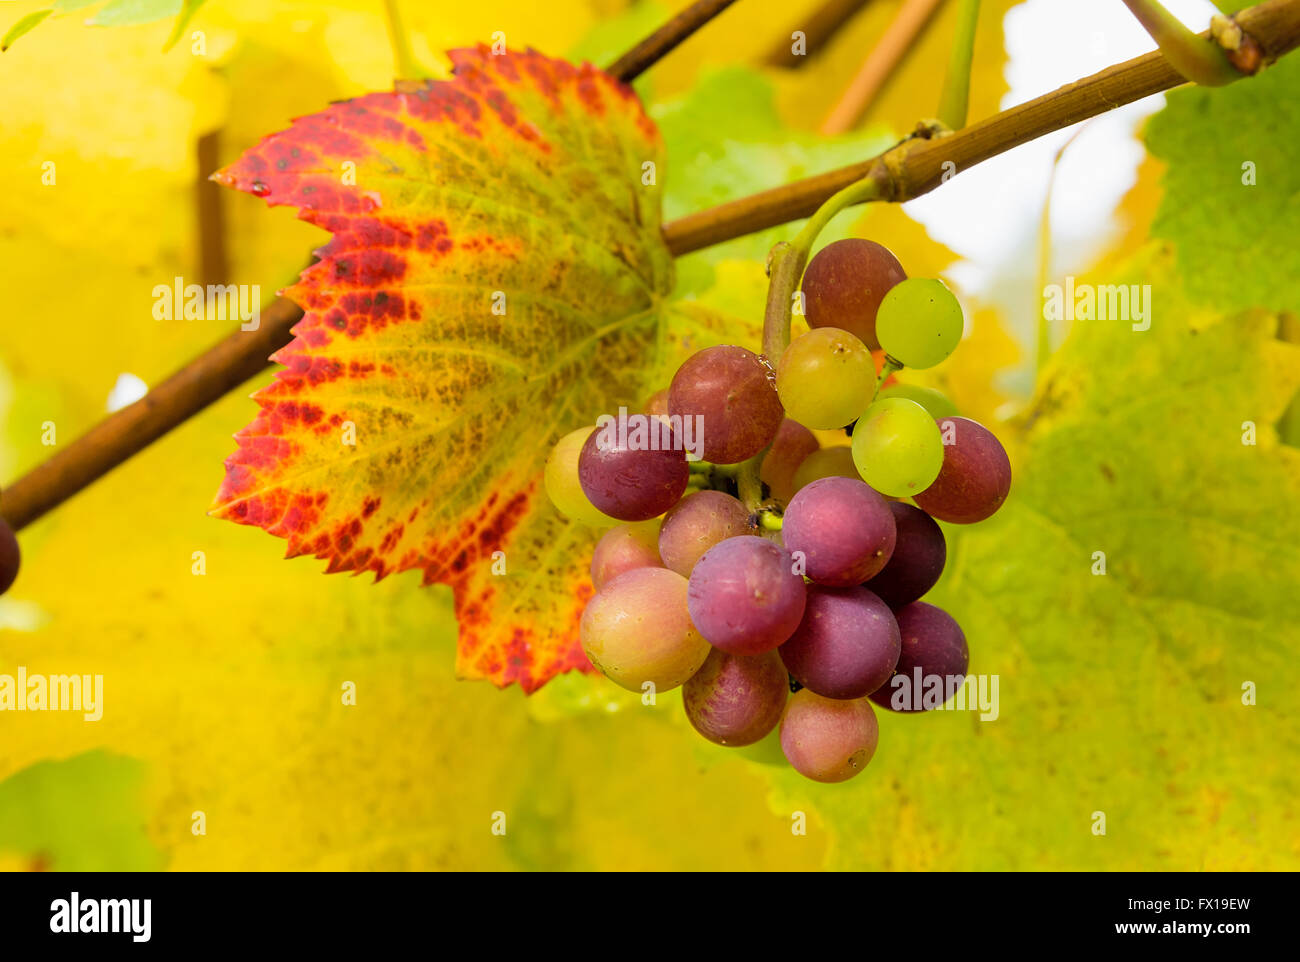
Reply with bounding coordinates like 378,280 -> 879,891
761,174 -> 885,364
757,509 -> 785,531
1120,0 -> 1241,85
736,450 -> 768,512
383,0 -> 421,80
872,357 -> 902,403
936,0 -> 981,129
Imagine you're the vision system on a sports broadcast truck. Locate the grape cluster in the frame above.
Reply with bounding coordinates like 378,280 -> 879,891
547,237 -> 1011,783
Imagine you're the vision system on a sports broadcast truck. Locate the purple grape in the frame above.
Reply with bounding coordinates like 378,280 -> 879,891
913,417 -> 1011,523
779,585 -> 901,699
864,502 -> 946,607
870,601 -> 969,713
590,522 -> 662,590
578,424 -> 688,522
687,535 -> 806,655
0,519 -> 19,595
668,345 -> 784,464
658,490 -> 754,577
683,648 -> 788,747
781,476 -> 896,586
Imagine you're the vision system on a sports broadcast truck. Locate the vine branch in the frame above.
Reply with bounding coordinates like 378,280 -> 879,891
4,0 -> 1300,532
605,0 -> 739,82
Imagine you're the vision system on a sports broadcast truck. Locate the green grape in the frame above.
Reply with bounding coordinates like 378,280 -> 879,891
544,427 -> 616,527
851,398 -> 944,497
877,383 -> 960,420
876,278 -> 964,369
775,327 -> 875,429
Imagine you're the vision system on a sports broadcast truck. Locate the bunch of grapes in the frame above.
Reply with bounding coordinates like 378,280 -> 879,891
547,237 -> 1012,783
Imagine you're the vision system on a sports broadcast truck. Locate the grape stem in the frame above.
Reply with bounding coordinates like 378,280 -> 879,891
936,0 -> 981,130
872,357 -> 903,403
761,174 -> 886,364
383,0 -> 424,80
1120,0 -> 1243,85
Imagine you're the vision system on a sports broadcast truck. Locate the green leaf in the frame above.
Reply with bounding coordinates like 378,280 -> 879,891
53,0 -> 105,11
653,67 -> 895,296
1,9 -> 53,52
762,250 -> 1300,869
1145,53 -> 1300,315
89,0 -> 180,28
0,751 -> 165,871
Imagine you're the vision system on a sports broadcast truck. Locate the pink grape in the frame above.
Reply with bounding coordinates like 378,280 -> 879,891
780,689 -> 880,783
578,424 -> 688,522
668,345 -> 784,464
913,417 -> 1012,523
683,648 -> 789,747
870,602 -> 969,713
779,585 -> 901,699
781,476 -> 896,586
687,535 -> 807,655
580,567 -> 711,693
590,522 -> 661,590
658,490 -> 754,577
864,502 -> 946,607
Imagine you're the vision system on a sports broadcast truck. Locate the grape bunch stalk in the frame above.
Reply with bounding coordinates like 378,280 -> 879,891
545,235 -> 1012,784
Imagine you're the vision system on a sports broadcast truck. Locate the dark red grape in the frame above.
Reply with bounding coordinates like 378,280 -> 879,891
781,476 -> 896,586
683,648 -> 788,746
578,425 -> 688,522
687,535 -> 806,655
870,601 -> 969,712
668,345 -> 783,464
864,502 -> 946,607
801,238 -> 906,350
759,418 -> 820,503
658,490 -> 753,577
913,417 -> 1011,523
0,518 -> 19,595
779,585 -> 901,699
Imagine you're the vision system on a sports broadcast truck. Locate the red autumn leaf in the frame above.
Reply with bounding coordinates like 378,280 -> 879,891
211,46 -> 752,691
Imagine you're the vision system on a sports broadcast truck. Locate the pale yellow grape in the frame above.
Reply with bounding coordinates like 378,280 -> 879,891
791,446 -> 859,493
544,427 -> 616,527
776,328 -> 875,429
851,398 -> 944,497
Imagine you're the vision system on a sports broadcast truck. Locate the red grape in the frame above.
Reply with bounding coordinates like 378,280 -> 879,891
687,535 -> 806,655
779,585 -> 901,699
759,419 -> 819,503
658,490 -> 753,577
870,601 -> 969,712
683,648 -> 788,747
578,425 -> 688,521
781,476 -> 896,586
864,502 -> 946,607
913,417 -> 1011,523
801,238 -> 906,350
668,345 -> 783,464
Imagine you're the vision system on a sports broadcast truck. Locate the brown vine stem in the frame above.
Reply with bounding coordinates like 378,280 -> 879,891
764,0 -> 874,69
819,0 -> 946,135
4,0 -> 1300,532
605,0 -> 740,83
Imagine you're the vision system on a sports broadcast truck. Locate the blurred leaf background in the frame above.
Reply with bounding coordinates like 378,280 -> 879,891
1,0 -> 1296,870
